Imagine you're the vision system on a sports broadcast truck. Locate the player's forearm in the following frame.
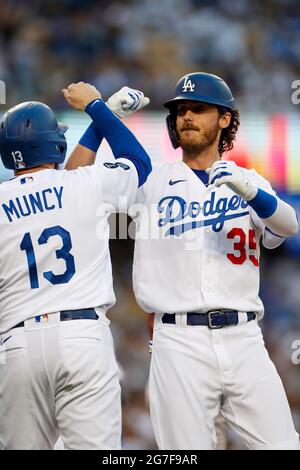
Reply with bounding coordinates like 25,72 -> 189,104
65,122 -> 103,170
85,99 -> 152,186
249,189 -> 298,237
261,198 -> 298,237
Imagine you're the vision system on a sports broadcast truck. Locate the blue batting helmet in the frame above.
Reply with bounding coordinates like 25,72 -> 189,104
0,101 -> 68,170
164,72 -> 235,148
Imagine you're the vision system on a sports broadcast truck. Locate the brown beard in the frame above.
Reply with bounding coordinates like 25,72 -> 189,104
179,123 -> 219,155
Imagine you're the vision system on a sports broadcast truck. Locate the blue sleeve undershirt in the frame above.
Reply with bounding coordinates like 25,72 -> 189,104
79,122 -> 103,153
247,188 -> 278,218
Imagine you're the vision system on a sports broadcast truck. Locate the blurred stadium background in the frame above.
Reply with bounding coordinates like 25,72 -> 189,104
0,0 -> 300,449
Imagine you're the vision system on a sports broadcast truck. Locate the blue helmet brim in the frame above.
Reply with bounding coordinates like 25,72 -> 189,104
164,96 -> 235,111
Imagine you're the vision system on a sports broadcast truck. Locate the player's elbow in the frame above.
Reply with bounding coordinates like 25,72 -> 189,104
277,213 -> 299,238
265,202 -> 299,238
121,151 -> 152,187
286,215 -> 299,237
284,207 -> 299,237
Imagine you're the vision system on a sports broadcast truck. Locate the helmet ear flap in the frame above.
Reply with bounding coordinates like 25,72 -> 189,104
166,113 -> 180,149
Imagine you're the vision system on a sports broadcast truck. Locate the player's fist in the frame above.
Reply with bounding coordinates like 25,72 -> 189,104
62,82 -> 101,111
206,160 -> 258,201
106,86 -> 150,118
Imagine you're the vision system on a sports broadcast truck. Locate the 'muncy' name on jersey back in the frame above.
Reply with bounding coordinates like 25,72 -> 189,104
130,161 -> 283,318
0,160 -> 137,333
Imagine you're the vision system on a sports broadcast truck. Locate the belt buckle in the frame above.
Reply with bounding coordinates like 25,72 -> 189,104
207,310 -> 224,329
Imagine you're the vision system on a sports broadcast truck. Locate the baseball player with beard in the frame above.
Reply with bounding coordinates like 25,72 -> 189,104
65,74 -> 300,450
0,83 -> 151,450
129,72 -> 299,450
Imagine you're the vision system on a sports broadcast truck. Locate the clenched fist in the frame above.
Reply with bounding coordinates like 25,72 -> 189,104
62,82 -> 101,111
206,160 -> 258,200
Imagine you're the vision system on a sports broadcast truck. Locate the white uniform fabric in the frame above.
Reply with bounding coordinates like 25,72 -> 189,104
130,161 -> 299,450
131,161 -> 284,318
0,160 -> 138,449
0,161 -> 138,334
0,313 -> 121,450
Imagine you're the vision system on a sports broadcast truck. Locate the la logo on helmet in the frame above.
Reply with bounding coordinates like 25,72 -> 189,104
182,76 -> 195,92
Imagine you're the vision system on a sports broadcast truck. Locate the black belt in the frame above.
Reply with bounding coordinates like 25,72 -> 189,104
162,310 -> 256,329
13,308 -> 98,329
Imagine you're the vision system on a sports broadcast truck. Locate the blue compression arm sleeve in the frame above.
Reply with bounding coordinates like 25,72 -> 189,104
85,99 -> 152,186
247,188 -> 278,218
79,122 -> 103,152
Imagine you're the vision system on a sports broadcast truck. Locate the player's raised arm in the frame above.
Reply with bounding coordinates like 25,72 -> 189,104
64,85 -> 150,173
206,160 -> 298,238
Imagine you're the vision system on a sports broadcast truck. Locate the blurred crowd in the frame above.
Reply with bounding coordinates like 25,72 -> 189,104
0,0 -> 300,110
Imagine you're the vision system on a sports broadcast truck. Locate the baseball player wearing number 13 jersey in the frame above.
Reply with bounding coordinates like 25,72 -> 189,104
130,73 -> 300,450
0,83 -> 151,449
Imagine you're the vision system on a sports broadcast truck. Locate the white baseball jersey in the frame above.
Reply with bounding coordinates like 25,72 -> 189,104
131,161 -> 284,318
0,160 -> 138,334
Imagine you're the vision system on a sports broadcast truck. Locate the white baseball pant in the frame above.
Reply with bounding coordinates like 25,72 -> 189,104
0,312 -> 121,450
149,314 -> 300,450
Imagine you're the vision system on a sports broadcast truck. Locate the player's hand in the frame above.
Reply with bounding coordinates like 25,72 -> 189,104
106,86 -> 150,118
206,160 -> 258,201
62,82 -> 101,111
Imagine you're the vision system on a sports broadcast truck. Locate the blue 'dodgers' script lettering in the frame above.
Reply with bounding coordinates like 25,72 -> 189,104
157,191 -> 249,235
